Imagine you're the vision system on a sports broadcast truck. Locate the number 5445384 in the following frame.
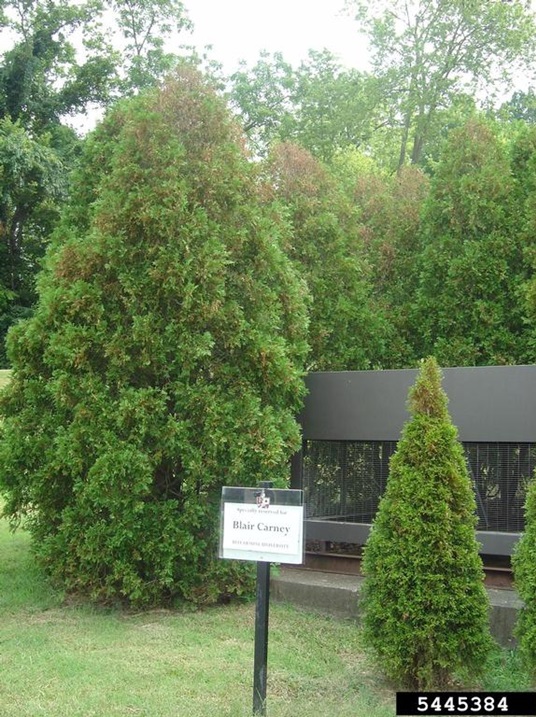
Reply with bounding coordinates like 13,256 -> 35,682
417,695 -> 508,712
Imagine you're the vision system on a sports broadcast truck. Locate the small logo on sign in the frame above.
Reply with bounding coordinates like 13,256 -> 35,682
256,489 -> 270,509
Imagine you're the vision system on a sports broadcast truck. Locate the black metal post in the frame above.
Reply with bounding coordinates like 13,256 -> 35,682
252,560 -> 270,716
253,480 -> 273,716
290,447 -> 303,490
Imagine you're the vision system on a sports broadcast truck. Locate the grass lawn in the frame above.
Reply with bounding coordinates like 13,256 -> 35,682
0,512 -> 396,717
0,369 -> 11,390
0,508 -> 532,716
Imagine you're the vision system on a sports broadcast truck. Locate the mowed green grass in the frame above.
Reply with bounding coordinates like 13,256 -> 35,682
0,369 -> 11,390
0,514 -> 395,717
0,518 -> 531,717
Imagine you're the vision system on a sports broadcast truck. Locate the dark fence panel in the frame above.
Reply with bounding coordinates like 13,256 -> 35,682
303,440 -> 396,523
300,365 -> 536,442
295,366 -> 536,557
302,439 -> 534,533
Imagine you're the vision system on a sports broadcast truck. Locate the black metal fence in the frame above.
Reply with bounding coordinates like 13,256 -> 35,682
302,439 -> 535,534
293,366 -> 536,557
303,440 -> 395,524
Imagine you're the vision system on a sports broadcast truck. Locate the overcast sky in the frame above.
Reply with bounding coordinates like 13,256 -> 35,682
183,0 -> 370,72
183,0 -> 536,97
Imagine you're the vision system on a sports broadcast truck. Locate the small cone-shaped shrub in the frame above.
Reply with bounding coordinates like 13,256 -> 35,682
361,357 -> 492,688
0,68 -> 309,606
512,474 -> 536,680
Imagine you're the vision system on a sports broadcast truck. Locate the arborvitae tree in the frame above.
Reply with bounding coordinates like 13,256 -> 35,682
0,68 -> 309,607
414,118 -> 528,366
512,474 -> 536,680
361,357 -> 492,689
510,125 -> 536,359
262,141 -> 392,371
353,165 -> 429,368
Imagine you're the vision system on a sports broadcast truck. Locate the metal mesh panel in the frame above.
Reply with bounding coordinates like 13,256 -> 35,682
303,440 -> 396,522
302,440 -> 535,533
466,442 -> 535,533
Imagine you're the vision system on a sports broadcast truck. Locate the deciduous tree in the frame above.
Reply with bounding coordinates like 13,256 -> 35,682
0,117 -> 67,366
108,0 -> 193,92
0,0 -> 116,131
229,49 -> 385,162
229,51 -> 297,156
346,0 -> 536,170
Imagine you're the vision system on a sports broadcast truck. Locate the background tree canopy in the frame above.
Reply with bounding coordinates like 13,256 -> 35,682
1,0 -> 536,371
345,0 -> 536,170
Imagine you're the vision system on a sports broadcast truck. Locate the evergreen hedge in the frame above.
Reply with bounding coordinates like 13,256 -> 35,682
513,474 -> 536,680
360,357 -> 492,688
0,68 -> 309,606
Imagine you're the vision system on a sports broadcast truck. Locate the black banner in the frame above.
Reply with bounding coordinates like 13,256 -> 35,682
396,692 -> 536,716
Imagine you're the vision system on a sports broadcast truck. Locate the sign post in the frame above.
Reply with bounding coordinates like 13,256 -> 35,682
253,558 -> 270,714
219,482 -> 304,716
253,484 -> 272,715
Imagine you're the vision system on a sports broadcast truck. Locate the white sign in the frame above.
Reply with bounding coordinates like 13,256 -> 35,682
221,501 -> 304,564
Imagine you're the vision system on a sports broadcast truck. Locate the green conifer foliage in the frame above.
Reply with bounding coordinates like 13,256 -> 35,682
414,119 -> 526,366
0,68 -> 309,606
361,357 -> 492,688
512,476 -> 536,679
262,141 -> 392,371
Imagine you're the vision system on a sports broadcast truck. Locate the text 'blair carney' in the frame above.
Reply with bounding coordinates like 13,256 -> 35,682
233,520 -> 290,536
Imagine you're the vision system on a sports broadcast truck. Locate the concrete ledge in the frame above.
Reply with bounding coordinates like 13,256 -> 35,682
487,587 -> 524,649
271,568 -> 523,649
272,567 -> 361,620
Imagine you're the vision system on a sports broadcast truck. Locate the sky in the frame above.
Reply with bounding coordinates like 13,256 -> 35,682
183,0 -> 370,73
182,0 -> 535,97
